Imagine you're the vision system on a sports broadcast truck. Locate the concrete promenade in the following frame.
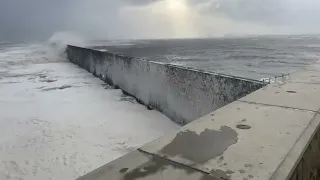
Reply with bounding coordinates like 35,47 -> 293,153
76,63 -> 320,180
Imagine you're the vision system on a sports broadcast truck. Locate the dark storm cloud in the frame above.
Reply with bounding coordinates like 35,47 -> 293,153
0,0 -> 73,42
0,0 -> 164,42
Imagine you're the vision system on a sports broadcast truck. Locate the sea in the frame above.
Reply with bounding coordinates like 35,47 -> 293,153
0,40 -> 179,180
1,34 -> 320,179
90,35 -> 320,80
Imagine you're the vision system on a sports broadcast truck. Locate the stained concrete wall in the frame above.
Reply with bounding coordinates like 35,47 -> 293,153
67,45 -> 265,125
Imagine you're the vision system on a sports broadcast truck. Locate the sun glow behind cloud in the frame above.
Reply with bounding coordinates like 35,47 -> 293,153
152,0 -> 198,38
118,0 -> 282,40
118,0 -> 199,39
166,0 -> 188,11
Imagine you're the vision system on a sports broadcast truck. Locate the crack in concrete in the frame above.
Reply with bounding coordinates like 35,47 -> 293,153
289,81 -> 320,85
237,100 -> 318,113
137,149 -> 223,180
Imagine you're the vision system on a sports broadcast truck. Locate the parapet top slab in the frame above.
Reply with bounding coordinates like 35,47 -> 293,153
76,150 -> 221,180
287,65 -> 320,84
238,81 -> 320,112
140,101 -> 317,180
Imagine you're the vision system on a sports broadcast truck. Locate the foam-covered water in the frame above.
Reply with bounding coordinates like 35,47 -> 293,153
91,35 -> 320,80
2,34 -> 320,179
0,41 -> 179,180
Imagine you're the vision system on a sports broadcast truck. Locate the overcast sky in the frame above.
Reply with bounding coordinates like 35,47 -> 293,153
1,0 -> 320,42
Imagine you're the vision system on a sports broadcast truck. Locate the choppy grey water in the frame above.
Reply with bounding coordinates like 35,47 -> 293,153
91,35 -> 320,80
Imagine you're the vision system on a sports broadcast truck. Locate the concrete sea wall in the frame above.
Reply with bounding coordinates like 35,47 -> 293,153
76,64 -> 320,180
66,45 -> 265,125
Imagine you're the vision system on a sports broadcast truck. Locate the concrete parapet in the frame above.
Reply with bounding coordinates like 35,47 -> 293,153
66,45 -> 264,125
76,66 -> 320,180
140,102 -> 319,180
137,65 -> 320,180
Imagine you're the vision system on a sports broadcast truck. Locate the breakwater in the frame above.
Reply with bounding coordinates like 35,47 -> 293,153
67,45 -> 265,125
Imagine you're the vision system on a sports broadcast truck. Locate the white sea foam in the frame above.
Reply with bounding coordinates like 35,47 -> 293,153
48,32 -> 86,46
0,42 -> 179,180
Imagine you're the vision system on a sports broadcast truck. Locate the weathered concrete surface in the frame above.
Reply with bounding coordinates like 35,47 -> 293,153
287,118 -> 320,180
287,64 -> 320,84
66,45 -> 265,125
75,65 -> 320,180
76,150 -> 222,180
68,44 -> 320,180
141,101 -> 317,180
274,111 -> 320,180
238,82 -> 320,112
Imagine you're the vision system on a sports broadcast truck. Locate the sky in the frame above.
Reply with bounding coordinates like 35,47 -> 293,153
0,0 -> 320,42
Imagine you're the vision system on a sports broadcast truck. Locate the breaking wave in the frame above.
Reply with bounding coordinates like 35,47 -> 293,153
0,32 -> 87,66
